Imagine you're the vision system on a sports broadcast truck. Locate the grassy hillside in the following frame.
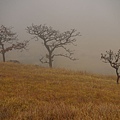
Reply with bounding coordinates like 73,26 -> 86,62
0,62 -> 120,120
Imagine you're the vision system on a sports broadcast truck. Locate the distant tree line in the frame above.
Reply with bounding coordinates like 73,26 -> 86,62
0,24 -> 119,84
0,24 -> 80,68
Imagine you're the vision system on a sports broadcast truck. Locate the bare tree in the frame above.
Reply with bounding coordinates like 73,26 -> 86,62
101,49 -> 120,84
0,25 -> 28,62
26,24 -> 80,68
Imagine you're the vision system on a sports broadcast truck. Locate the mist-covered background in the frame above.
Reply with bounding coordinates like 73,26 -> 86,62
0,0 -> 120,75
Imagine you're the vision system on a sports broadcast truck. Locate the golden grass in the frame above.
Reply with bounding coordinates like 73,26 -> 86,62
0,62 -> 120,120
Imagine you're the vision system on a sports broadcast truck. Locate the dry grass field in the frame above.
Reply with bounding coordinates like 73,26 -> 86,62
0,62 -> 120,120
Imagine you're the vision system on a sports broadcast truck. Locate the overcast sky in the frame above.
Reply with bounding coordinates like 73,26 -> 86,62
0,0 -> 120,74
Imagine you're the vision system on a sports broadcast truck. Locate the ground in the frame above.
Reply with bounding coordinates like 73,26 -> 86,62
0,62 -> 120,120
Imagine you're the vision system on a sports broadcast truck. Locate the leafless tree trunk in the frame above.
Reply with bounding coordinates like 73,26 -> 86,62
115,68 -> 119,84
26,24 -> 81,68
1,44 -> 5,62
101,49 -> 120,84
0,25 -> 29,62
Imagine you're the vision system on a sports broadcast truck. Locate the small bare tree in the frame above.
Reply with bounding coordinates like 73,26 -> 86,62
26,24 -> 80,68
101,49 -> 120,84
0,25 -> 28,62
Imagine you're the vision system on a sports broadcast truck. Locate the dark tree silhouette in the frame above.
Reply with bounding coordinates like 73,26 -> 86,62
26,24 -> 80,68
0,25 -> 28,62
101,49 -> 120,84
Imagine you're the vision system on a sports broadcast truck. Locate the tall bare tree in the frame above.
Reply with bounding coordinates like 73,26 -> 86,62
0,25 -> 28,62
101,49 -> 120,84
26,24 -> 80,68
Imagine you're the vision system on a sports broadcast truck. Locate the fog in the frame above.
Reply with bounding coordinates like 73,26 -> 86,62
0,0 -> 120,75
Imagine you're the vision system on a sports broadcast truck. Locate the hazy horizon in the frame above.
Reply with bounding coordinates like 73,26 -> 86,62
0,0 -> 120,75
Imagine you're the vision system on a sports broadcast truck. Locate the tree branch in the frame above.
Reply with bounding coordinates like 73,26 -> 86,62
39,56 -> 49,64
53,53 -> 78,61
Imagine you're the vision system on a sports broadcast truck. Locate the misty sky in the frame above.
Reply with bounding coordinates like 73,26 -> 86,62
0,0 -> 120,74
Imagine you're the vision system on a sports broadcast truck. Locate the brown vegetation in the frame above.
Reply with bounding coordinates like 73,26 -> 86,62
0,62 -> 120,120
